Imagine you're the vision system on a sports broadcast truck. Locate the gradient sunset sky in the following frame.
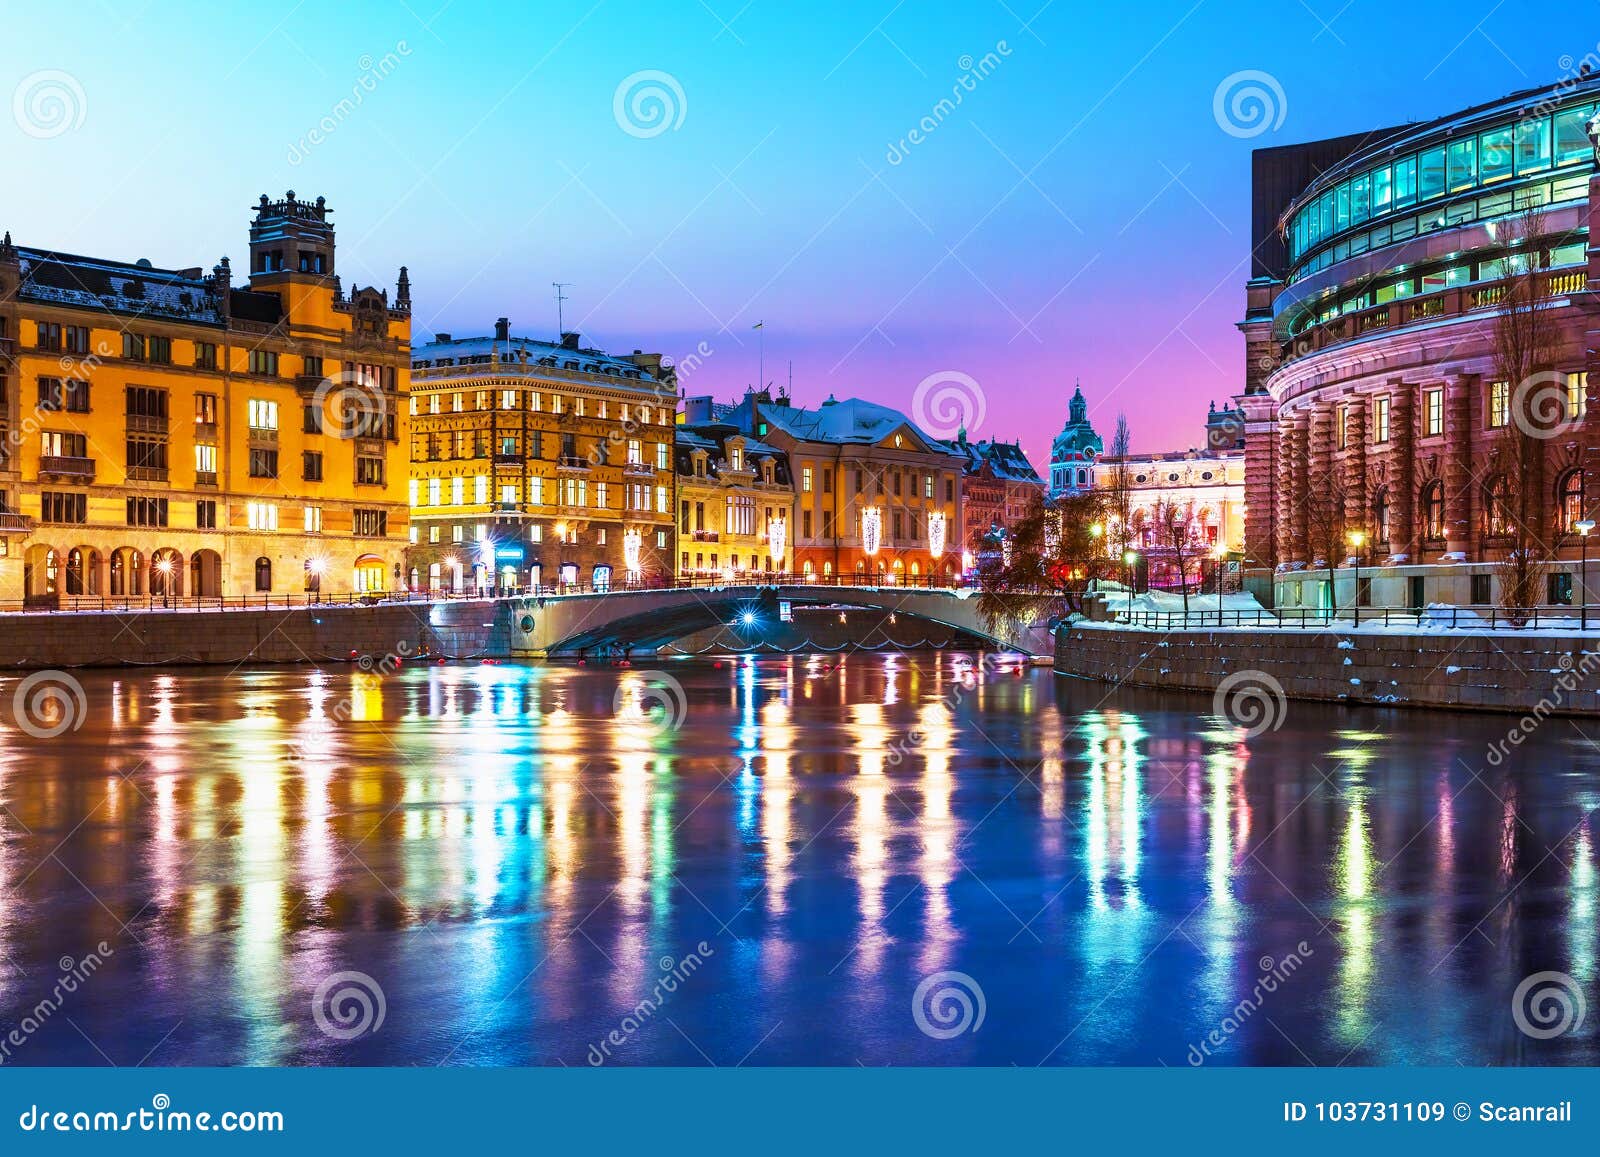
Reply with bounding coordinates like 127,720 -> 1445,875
3,1 -> 1586,468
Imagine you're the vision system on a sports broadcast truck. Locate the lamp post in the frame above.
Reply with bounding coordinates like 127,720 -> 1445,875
1577,520 -> 1595,629
154,558 -> 174,609
1346,530 -> 1366,627
1123,549 -> 1138,616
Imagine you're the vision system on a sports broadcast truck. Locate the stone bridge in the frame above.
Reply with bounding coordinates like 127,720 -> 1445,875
498,584 -> 1057,659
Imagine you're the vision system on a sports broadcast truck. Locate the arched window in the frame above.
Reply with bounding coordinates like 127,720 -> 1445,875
1557,469 -> 1585,533
1372,489 -> 1390,547
254,556 -> 272,592
1421,481 -> 1446,540
1483,475 -> 1511,536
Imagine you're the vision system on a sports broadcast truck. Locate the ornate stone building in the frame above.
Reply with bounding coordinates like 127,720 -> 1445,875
708,390 -> 964,584
406,322 -> 676,593
1047,385 -> 1103,498
1238,76 -> 1600,609
673,422 -> 794,580
0,192 -> 411,603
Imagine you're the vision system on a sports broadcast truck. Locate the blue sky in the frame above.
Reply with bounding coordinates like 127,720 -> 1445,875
3,0 -> 1589,466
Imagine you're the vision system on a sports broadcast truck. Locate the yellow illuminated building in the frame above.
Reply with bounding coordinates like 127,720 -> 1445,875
673,422 -> 795,579
406,320 -> 677,592
0,192 -> 411,601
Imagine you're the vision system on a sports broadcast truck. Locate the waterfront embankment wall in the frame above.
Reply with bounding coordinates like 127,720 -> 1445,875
1055,624 -> 1600,715
0,600 -> 504,669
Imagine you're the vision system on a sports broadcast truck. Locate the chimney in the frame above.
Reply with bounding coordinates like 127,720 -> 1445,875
435,332 -> 452,344
494,317 -> 510,342
561,331 -> 580,350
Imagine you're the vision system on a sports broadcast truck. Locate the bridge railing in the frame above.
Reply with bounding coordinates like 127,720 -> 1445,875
6,574 -> 974,614
1108,605 -> 1591,631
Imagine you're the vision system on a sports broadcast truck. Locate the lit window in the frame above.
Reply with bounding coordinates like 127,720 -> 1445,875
247,502 -> 278,530
1568,372 -> 1588,421
1423,388 -> 1443,436
248,399 -> 278,430
1372,396 -> 1391,443
1488,380 -> 1509,428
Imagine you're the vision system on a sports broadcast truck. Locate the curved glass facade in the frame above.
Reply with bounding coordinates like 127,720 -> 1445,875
1284,98 -> 1597,283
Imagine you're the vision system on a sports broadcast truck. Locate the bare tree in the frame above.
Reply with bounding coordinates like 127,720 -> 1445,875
1493,207 -> 1564,620
1302,463 -> 1349,616
1150,494 -> 1197,612
975,490 -> 1112,633
1104,414 -> 1134,565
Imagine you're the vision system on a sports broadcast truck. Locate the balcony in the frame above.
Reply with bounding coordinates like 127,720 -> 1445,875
493,452 -> 522,467
127,466 -> 169,482
126,413 -> 168,434
194,421 -> 218,441
247,426 -> 278,444
623,460 -> 654,477
1279,268 -> 1591,367
0,509 -> 33,534
196,471 -> 218,488
40,455 -> 95,479
691,529 -> 719,543
557,454 -> 591,471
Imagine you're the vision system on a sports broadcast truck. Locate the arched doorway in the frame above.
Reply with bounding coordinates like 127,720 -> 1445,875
110,548 -> 145,597
66,547 -> 101,596
353,554 -> 386,593
150,548 -> 182,600
190,549 -> 222,598
24,544 -> 59,602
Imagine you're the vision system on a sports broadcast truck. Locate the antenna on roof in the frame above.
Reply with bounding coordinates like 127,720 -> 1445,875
552,282 -> 572,338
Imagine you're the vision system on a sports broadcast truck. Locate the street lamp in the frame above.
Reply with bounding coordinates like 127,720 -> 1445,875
1346,529 -> 1366,626
1123,549 -> 1138,616
1577,519 -> 1595,629
154,557 -> 174,609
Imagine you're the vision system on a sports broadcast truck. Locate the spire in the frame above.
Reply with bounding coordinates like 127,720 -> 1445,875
396,266 -> 411,310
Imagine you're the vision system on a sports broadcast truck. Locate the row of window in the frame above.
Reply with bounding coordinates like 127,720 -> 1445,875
797,464 -> 956,502
408,475 -> 670,513
1326,374 -> 1588,447
411,389 -> 670,424
1367,468 -> 1591,542
30,328 -> 393,385
1288,101 -> 1597,266
413,431 -> 670,467
38,492 -> 387,535
410,523 -> 672,550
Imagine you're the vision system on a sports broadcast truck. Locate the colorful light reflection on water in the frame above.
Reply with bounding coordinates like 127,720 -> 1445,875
0,656 -> 1595,1066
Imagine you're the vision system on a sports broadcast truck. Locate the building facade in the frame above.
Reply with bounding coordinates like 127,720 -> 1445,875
673,423 -> 795,580
0,192 -> 411,603
708,390 -> 964,584
406,322 -> 676,593
1090,433 -> 1245,589
1239,77 -> 1600,610
947,429 -> 1046,562
1047,385 -> 1103,498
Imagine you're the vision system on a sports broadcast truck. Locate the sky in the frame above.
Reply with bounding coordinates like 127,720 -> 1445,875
2,0 -> 1590,469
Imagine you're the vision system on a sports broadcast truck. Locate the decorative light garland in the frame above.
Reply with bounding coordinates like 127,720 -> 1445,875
767,514 -> 787,565
622,527 -> 643,578
928,511 -> 946,559
861,506 -> 883,557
